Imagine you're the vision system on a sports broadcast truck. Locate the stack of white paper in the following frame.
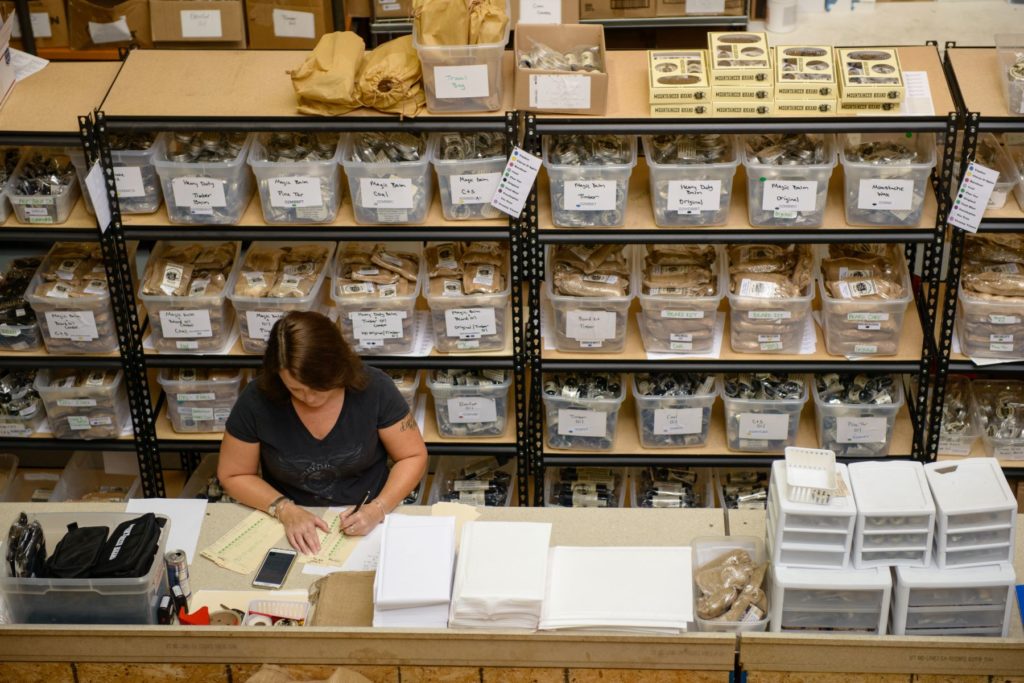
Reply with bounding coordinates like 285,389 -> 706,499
372,515 -> 456,628
449,521 -> 552,630
539,546 -> 693,634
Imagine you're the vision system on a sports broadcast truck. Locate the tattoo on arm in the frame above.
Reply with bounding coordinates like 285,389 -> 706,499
399,414 -> 417,432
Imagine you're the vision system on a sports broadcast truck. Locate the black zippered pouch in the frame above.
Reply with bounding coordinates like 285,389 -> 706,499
44,523 -> 110,578
90,513 -> 165,579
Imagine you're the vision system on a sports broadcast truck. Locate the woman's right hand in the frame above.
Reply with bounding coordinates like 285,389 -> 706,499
278,502 -> 330,555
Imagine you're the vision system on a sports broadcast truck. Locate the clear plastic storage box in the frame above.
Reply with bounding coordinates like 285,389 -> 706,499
1006,141 -> 1024,210
0,147 -> 19,224
542,135 -> 637,228
741,134 -> 836,227
544,466 -> 627,508
426,371 -> 511,439
427,456 -> 517,506
839,132 -> 935,227
23,274 -> 118,356
425,256 -> 510,353
812,376 -> 904,458
720,376 -> 808,453
4,150 -> 81,225
341,134 -> 433,225
848,461 -> 935,569
546,246 -> 634,353
996,33 -> 1024,116
938,376 -> 981,456
956,274 -> 1024,361
247,133 -> 343,225
891,561 -> 1016,637
629,466 -> 713,508
50,451 -> 141,502
714,468 -> 770,510
632,374 -> 717,449
642,135 -> 740,227
0,390 -> 45,437
692,536 -> 770,632
152,133 -> 255,225
972,379 -> 1024,458
388,369 -> 422,411
769,563 -> 892,634
725,251 -> 813,355
543,374 -> 626,451
0,511 -> 168,624
157,369 -> 246,433
429,133 -> 506,221
66,135 -> 165,215
951,134 -> 1019,211
34,370 -> 130,441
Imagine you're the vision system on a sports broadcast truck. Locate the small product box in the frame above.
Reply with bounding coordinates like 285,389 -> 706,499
543,372 -> 626,452
544,466 -> 626,508
707,31 -> 772,85
773,46 -> 837,99
891,561 -> 1017,637
426,370 -> 512,439
773,100 -> 836,116
769,563 -> 892,634
514,23 -> 609,115
149,0 -> 247,47
711,101 -> 774,117
848,461 -> 935,569
650,102 -> 712,118
710,83 -> 773,102
836,47 -> 905,105
647,49 -> 711,104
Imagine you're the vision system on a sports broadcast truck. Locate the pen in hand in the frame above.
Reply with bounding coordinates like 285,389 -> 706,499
352,489 -> 372,517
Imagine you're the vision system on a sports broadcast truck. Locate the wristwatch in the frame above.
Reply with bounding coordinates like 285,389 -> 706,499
267,495 -> 291,519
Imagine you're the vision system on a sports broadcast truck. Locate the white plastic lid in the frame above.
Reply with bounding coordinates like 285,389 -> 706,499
895,560 -> 1016,588
849,461 -> 934,515
773,562 -> 892,589
924,460 -> 1015,514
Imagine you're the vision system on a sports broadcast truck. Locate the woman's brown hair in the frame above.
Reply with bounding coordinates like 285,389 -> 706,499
258,310 -> 367,402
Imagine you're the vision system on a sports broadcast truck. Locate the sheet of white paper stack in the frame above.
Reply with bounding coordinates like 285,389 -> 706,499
373,514 -> 456,628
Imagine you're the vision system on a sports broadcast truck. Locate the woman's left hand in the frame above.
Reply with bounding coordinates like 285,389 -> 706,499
339,500 -> 385,536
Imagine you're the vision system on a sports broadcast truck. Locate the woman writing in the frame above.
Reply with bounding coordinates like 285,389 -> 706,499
219,311 -> 427,554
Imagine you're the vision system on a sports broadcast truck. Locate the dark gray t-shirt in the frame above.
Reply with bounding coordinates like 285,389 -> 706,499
225,367 -> 410,506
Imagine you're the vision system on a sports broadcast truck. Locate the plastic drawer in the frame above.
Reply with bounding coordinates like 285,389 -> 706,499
861,532 -> 931,549
426,372 -> 511,439
341,134 -> 432,225
779,609 -> 882,632
642,135 -> 740,227
946,526 -> 1014,549
542,135 -> 637,228
905,605 -> 1009,630
152,133 -> 255,225
839,132 -> 935,227
543,376 -> 626,451
247,133 -> 343,225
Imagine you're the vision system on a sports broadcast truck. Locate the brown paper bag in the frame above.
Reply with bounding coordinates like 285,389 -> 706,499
412,0 -> 468,46
468,0 -> 506,45
356,35 -> 426,117
291,31 -> 366,116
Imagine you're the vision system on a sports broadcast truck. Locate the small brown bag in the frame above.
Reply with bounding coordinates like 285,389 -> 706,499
291,32 -> 366,116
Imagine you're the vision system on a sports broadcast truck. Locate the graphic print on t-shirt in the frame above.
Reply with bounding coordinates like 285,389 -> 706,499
277,445 -> 365,498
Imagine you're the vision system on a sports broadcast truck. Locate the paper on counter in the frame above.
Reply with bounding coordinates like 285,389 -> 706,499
898,72 -> 935,117
11,48 -> 48,81
297,507 -> 359,567
126,498 -> 208,561
302,520 -> 385,576
200,510 -> 285,574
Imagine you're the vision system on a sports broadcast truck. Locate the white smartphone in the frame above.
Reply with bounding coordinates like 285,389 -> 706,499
252,548 -> 297,589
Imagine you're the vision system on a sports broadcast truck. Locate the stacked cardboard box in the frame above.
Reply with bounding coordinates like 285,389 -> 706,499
773,45 -> 837,117
835,47 -> 906,115
647,49 -> 712,117
708,31 -> 773,117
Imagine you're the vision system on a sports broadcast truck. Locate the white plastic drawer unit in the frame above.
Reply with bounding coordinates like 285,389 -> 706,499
848,461 -> 935,569
891,561 -> 1016,637
770,563 -> 892,634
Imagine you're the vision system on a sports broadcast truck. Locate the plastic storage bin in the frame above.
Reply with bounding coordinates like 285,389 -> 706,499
0,511 -> 168,624
812,376 -> 904,458
741,134 -> 836,227
996,33 -> 1024,115
247,133 -> 343,225
725,251 -> 813,355
714,468 -> 770,510
957,275 -> 1024,361
1005,141 -> 1024,210
4,150 -> 81,225
1,470 -> 58,502
157,369 -> 245,433
891,561 -> 1016,637
542,135 -> 637,228
426,371 -> 511,439
924,459 -> 1017,569
50,452 -> 141,502
848,461 -> 935,569
23,274 -> 117,356
543,374 -> 626,451
429,133 -> 505,220
642,135 -> 740,227
66,135 -> 165,215
692,536 -> 770,632
972,379 -> 1024,458
0,382 -> 45,437
720,375 -> 808,453
546,247 -> 635,353
632,374 -> 717,449
427,456 -> 517,506
839,132 -> 935,227
0,147 -> 19,224
341,134 -> 433,225
769,563 -> 892,634
629,466 -> 713,508
388,369 -> 423,411
544,466 -> 627,508
152,133 -> 255,225
938,376 -> 981,456
426,260 -> 510,353
34,370 -> 129,441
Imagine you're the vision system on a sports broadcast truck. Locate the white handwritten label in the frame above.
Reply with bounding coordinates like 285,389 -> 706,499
268,176 -> 323,208
738,412 -> 790,440
937,437 -> 971,456
491,146 -> 543,218
45,311 -> 99,341
761,180 -> 817,212
159,309 -> 213,339
359,177 -> 413,209
447,397 -> 498,423
113,166 -> 145,198
350,311 -> 406,341
847,312 -> 889,322
444,307 -> 496,339
177,392 -> 216,402
749,310 -> 791,320
0,422 -> 33,437
564,180 -> 616,211
272,8 -> 316,38
948,161 -> 1000,233
12,12 -> 53,39
836,416 -> 888,444
434,64 -> 490,99
67,416 -> 91,431
858,178 -> 914,211
57,398 -> 97,408
557,408 -> 607,437
529,74 -> 591,110
88,17 -> 131,43
180,10 -> 222,38
450,172 -> 501,205
245,310 -> 286,342
519,0 -> 561,22
662,309 -> 704,319
171,176 -> 227,215
687,0 -> 726,11
993,443 -> 1024,458
653,407 -> 703,435
566,310 -> 616,342
668,180 -> 721,213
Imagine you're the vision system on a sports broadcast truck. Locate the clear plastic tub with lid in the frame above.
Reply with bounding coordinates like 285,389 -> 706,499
34,369 -> 129,440
840,132 -> 935,227
66,133 -> 164,215
0,370 -> 45,438
543,134 -> 637,228
542,372 -> 626,452
247,132 -> 343,225
692,536 -> 770,632
428,456 -> 516,506
157,368 -> 246,434
938,375 -> 980,456
1004,139 -> 1024,209
342,132 -> 433,225
429,132 -> 506,221
546,244 -> 634,353
427,369 -> 511,439
971,378 -> 1024,459
4,149 -> 80,225
544,466 -> 626,508
0,453 -> 18,501
632,373 -> 717,449
812,373 -> 904,458
642,134 -> 739,227
0,148 -> 22,223
152,132 -> 254,225
720,373 -> 808,453
425,241 -> 511,353
741,133 -> 836,227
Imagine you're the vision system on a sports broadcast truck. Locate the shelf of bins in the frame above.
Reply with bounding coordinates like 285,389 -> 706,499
537,160 -> 941,244
541,395 -> 916,466
0,429 -> 136,452
0,346 -> 122,369
946,47 -> 1024,132
0,198 -> 102,241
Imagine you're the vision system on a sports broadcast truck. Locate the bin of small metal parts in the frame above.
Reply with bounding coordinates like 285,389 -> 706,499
331,242 -> 422,355
741,134 -> 836,228
768,563 -> 892,634
0,148 -> 21,223
0,370 -> 45,438
642,134 -> 739,228
178,454 -> 236,502
429,132 -> 506,221
629,466 -> 709,508
971,378 -> 1024,459
811,374 -> 904,458
157,368 -> 245,434
938,376 -> 981,456
424,241 -> 511,353
1005,140 -> 1024,209
3,150 -> 81,225
766,460 -> 856,569
848,461 -> 935,569
635,244 -> 724,354
543,372 -> 626,451
840,133 -> 935,227
995,34 -> 1024,115
388,369 -> 423,412
924,459 -> 1017,570
725,244 -> 813,355
544,466 -> 626,508
891,561 -> 1017,637
152,132 -> 255,225
34,369 -> 129,441
23,243 -> 118,355
0,454 -> 18,501
692,536 -> 770,632
66,132 -> 164,215
228,241 -> 335,354
51,452 -> 141,503
514,24 -> 608,115
341,132 -> 433,225
138,241 -> 241,354
427,369 -> 511,439
428,456 -> 516,506
542,134 -> 637,228
720,374 -> 807,454
247,133 -> 343,225
949,134 -> 1019,211
714,469 -> 769,509
632,373 -> 716,449
0,257 -> 43,351
956,234 -> 1024,360
402,473 -> 428,505
546,244 -> 634,353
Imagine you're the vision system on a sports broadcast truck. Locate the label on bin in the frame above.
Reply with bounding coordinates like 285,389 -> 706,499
989,314 -> 1021,325
937,438 -> 971,456
159,309 -> 213,339
445,307 -> 497,339
858,179 -> 914,211
529,75 -> 591,110
246,310 -> 286,342
172,176 -> 227,215
273,8 -> 316,38
990,333 -> 1014,343
359,177 -> 414,209
566,310 -> 616,342
557,409 -> 607,437
564,181 -> 616,211
847,312 -> 889,322
748,310 -> 790,320
993,443 -> 1024,458
57,399 -> 97,408
177,392 -> 216,402
853,343 -> 878,354
451,173 -> 501,205
190,407 -> 215,421
668,180 -> 721,213
0,422 -> 32,437
687,0 -> 726,11
519,0 -> 562,22
836,416 -> 887,444
662,310 -> 704,319
67,416 -> 91,430
761,180 -> 817,212
45,311 -> 99,341
181,10 -> 223,38
113,166 -> 145,198
737,413 -> 789,440
434,64 -> 490,99
447,397 -> 498,423
350,311 -> 406,341
654,408 -> 702,435
268,176 -> 323,208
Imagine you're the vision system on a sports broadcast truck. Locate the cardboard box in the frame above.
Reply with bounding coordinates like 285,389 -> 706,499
580,0 -> 654,21
657,0 -> 745,17
648,49 -> 710,104
708,31 -> 772,85
711,100 -> 773,116
773,45 -> 836,99
711,84 -> 772,101
836,100 -> 901,115
0,14 -> 14,110
774,99 -> 836,116
372,0 -> 410,20
247,0 -> 332,49
69,0 -> 151,47
650,102 -> 710,117
514,0 -> 579,23
836,47 -> 905,103
149,0 -> 245,43
1,0 -> 69,49
514,23 -> 608,115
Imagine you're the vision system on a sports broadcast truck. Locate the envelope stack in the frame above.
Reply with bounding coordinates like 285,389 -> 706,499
372,515 -> 456,628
